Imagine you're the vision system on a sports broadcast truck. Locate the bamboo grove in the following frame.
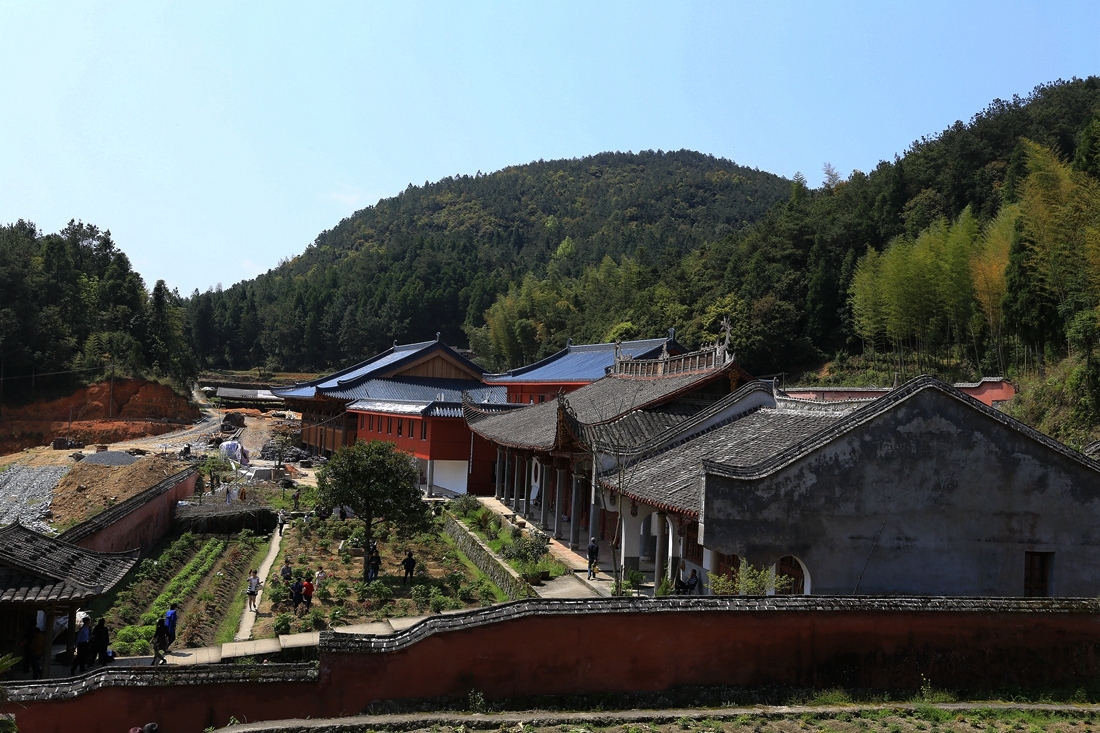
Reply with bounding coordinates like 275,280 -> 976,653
849,139 -> 1100,380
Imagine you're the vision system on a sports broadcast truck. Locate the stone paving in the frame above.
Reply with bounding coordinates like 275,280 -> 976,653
0,464 -> 69,533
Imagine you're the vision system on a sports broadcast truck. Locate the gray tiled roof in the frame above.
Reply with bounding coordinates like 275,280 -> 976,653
704,375 -> 1100,482
466,365 -> 737,451
0,523 -> 139,605
608,407 -> 845,515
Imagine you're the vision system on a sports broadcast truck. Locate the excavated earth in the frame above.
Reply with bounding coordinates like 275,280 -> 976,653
0,378 -> 200,455
49,454 -> 183,528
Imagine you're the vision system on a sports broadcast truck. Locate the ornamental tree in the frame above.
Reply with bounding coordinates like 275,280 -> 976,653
317,440 -> 431,580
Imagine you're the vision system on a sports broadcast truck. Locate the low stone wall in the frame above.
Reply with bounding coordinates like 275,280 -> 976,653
14,597 -> 1100,733
443,513 -> 532,600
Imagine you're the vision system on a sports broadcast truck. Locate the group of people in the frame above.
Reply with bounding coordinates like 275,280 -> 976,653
278,558 -> 318,614
69,616 -> 113,674
150,603 -> 179,666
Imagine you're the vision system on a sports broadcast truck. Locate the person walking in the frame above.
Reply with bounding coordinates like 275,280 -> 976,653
247,569 -> 261,611
292,489 -> 301,511
28,627 -> 45,679
586,537 -> 600,580
70,616 -> 91,675
401,551 -> 416,585
164,603 -> 179,648
92,618 -> 110,666
277,509 -> 287,536
301,578 -> 315,611
291,578 -> 304,615
151,619 -> 169,666
367,550 -> 381,581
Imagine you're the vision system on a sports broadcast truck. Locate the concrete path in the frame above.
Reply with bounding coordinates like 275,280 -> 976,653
235,529 -> 284,641
533,572 -> 600,599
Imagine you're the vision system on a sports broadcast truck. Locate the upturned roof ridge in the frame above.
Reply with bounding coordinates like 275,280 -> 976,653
703,375 -> 1100,482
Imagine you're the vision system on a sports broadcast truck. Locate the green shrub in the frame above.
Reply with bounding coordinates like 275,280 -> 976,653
328,607 -> 347,627
309,609 -> 327,630
410,585 -> 431,610
368,580 -> 393,602
450,494 -> 482,517
501,529 -> 550,565
273,613 -> 293,636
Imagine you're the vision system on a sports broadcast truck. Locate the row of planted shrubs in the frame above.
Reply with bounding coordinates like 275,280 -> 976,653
112,537 -> 227,655
449,497 -> 566,579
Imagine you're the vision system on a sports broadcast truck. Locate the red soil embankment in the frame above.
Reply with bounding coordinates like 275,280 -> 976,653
0,379 -> 199,455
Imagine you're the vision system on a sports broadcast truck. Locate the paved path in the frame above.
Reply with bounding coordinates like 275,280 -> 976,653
477,496 -> 612,598
214,702 -> 1100,732
235,528 -> 285,641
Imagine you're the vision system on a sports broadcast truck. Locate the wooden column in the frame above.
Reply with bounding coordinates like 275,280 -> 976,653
538,459 -> 550,529
553,465 -> 566,539
41,605 -> 55,679
655,511 -> 668,588
494,447 -> 504,500
569,472 -> 582,549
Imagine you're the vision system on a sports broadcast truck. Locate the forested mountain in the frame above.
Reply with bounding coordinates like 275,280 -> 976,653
0,220 -> 197,400
186,151 -> 790,371
466,78 -> 1100,376
186,79 -> 1100,380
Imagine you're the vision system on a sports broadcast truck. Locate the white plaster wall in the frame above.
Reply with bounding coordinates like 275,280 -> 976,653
432,460 -> 469,494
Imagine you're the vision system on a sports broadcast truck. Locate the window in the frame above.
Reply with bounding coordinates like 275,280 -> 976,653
1024,552 -> 1053,597
538,395 -> 545,403
421,420 -> 427,440
368,415 -> 373,431
387,418 -> 392,434
397,419 -> 402,437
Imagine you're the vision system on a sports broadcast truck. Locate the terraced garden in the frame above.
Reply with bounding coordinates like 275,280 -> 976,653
251,515 -> 505,639
92,529 -> 267,655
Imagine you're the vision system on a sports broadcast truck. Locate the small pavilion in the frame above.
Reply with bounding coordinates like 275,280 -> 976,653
0,522 -> 139,677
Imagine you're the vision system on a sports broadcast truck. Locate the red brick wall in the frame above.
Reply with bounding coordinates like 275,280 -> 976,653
13,605 -> 1100,733
71,472 -> 197,554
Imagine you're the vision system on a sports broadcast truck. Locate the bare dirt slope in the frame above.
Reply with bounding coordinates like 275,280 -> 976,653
50,454 -> 184,528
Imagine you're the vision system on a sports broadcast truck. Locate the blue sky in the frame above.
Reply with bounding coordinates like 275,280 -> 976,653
2,2 -> 1098,295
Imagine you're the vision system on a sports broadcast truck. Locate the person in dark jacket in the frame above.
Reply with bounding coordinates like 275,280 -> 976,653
70,616 -> 92,674
92,618 -> 110,665
401,551 -> 416,585
291,579 -> 304,615
151,619 -> 169,666
586,538 -> 600,580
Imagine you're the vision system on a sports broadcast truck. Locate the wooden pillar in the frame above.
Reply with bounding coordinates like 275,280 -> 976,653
553,465 -> 565,539
494,447 -> 504,500
426,459 -> 435,498
41,606 -> 55,679
520,454 -> 531,517
569,472 -> 582,549
539,459 -> 550,529
655,511 -> 668,589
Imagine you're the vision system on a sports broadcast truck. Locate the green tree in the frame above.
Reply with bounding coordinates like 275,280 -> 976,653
316,441 -> 431,580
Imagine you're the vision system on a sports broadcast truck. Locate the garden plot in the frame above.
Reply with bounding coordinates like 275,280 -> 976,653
0,464 -> 69,533
251,516 -> 504,639
95,529 -> 266,655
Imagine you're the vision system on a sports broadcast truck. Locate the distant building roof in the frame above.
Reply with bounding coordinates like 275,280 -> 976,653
466,356 -> 746,451
347,378 -> 506,419
215,387 -> 283,402
0,523 -> 139,605
271,339 -> 486,402
483,335 -> 687,385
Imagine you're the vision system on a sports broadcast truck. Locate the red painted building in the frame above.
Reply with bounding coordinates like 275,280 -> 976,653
272,338 -> 507,495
